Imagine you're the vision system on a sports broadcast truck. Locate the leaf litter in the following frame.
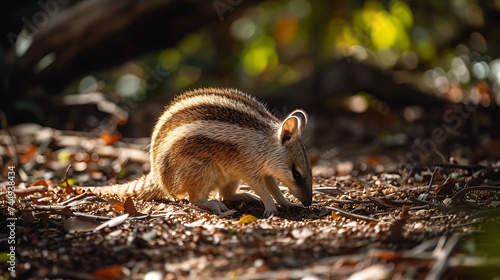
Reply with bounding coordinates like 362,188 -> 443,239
1,129 -> 500,279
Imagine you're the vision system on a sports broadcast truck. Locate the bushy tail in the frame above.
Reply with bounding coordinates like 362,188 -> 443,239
85,174 -> 166,200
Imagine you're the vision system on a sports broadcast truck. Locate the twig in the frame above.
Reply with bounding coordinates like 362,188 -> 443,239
129,214 -> 170,220
59,192 -> 104,206
434,163 -> 487,172
73,212 -> 113,221
24,205 -> 71,211
71,212 -> 171,221
410,197 -> 440,207
426,166 -> 440,194
63,165 -> 72,188
442,174 -> 452,184
20,205 -> 74,216
425,233 -> 460,280
409,205 -> 429,210
451,186 -> 500,205
326,198 -> 372,204
326,206 -> 379,222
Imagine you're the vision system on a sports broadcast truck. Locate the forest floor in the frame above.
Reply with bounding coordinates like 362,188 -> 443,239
1,124 -> 500,280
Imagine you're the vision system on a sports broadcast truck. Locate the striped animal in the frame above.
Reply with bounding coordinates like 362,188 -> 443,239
98,88 -> 312,217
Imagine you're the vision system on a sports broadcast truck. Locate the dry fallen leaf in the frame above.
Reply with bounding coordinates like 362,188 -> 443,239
111,202 -> 125,212
435,179 -> 458,196
30,179 -> 50,188
100,130 -> 122,145
20,144 -> 38,164
91,265 -> 128,279
124,197 -> 144,216
238,214 -> 258,225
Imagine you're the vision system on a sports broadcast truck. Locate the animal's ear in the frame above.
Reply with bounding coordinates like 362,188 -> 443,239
278,110 -> 307,144
289,110 -> 307,132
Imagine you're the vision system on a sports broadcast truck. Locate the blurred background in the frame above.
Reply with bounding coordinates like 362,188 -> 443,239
2,0 -> 500,171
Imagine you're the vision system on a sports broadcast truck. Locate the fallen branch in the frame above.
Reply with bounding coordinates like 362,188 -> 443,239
326,206 -> 379,223
426,166 -> 440,194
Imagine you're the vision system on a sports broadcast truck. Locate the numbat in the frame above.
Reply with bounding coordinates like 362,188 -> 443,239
98,88 -> 312,217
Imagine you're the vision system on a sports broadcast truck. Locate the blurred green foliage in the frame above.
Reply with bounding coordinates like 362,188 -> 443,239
63,0 -> 499,112
462,219 -> 500,279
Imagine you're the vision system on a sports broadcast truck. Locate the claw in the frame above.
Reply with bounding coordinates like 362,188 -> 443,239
202,200 -> 229,213
263,208 -> 278,218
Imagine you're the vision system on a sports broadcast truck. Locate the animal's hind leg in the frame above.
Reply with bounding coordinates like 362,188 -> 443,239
183,161 -> 229,213
220,180 -> 262,205
187,183 -> 230,213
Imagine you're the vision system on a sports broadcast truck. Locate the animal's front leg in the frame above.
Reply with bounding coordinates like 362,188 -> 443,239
263,176 -> 303,208
248,177 -> 278,217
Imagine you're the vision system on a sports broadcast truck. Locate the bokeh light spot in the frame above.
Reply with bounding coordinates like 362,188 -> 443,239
79,76 -> 98,93
159,48 -> 181,72
231,17 -> 256,41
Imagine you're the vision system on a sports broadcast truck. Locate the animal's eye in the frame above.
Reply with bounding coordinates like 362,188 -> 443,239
291,165 -> 301,181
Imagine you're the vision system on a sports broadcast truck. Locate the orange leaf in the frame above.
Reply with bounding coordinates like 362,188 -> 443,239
373,249 -> 399,260
20,144 -> 37,164
101,130 -> 122,145
75,189 -> 84,195
30,179 -> 49,188
331,211 -> 342,219
91,265 -> 125,279
112,202 -> 125,212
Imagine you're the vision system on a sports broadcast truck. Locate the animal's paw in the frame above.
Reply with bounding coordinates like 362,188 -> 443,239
262,208 -> 279,218
202,200 -> 230,213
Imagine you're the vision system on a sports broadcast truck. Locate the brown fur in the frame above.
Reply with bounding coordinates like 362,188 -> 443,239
93,87 -> 312,216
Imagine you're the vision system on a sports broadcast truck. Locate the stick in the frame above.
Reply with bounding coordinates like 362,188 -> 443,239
426,166 -> 440,194
326,206 -> 379,222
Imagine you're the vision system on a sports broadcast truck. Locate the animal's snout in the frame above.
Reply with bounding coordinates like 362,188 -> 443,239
302,198 -> 312,207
